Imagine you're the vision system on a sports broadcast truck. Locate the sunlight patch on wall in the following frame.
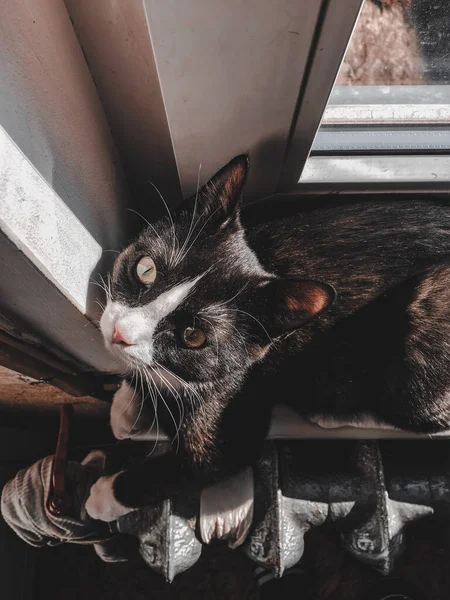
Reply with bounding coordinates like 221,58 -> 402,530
0,126 -> 102,313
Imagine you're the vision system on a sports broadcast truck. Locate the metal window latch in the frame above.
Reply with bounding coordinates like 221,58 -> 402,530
47,405 -> 74,517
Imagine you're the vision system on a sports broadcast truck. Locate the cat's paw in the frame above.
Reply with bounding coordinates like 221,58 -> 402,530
110,381 -> 142,440
200,467 -> 254,549
85,473 -> 134,522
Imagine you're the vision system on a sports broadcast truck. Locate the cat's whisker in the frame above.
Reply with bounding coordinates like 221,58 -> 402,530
140,369 -> 160,456
98,274 -> 112,302
126,208 -> 169,264
93,299 -> 106,312
149,362 -> 186,432
158,373 -> 184,442
128,392 -> 145,438
146,368 -> 181,453
174,207 -> 212,268
220,308 -> 272,343
201,317 -> 220,366
173,205 -> 223,266
107,273 -> 112,301
169,369 -> 203,408
98,274 -> 108,296
144,369 -> 159,421
147,180 -> 179,268
89,279 -> 109,298
117,360 -> 133,379
117,376 -> 138,418
149,366 -> 185,435
208,179 -> 219,198
214,317 -> 252,363
173,163 -> 202,266
126,365 -> 146,437
140,407 -> 159,458
201,282 -> 250,313
153,361 -> 206,417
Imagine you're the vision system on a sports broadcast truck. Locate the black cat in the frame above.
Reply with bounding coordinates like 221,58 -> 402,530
86,155 -> 450,521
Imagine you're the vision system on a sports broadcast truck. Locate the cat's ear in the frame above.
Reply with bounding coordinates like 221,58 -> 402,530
261,279 -> 336,336
180,155 -> 249,222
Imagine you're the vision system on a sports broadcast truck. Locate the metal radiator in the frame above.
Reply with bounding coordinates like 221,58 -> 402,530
112,439 -> 449,582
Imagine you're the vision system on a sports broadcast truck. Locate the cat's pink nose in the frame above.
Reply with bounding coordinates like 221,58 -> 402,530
111,325 -> 133,346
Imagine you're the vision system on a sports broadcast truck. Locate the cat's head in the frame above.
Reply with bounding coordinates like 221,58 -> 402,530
100,156 -> 334,392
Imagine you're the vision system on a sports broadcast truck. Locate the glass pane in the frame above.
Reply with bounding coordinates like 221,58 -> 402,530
311,0 -> 450,154
338,0 -> 450,87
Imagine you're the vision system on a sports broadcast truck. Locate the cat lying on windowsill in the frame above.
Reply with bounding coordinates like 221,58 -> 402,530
86,155 -> 450,522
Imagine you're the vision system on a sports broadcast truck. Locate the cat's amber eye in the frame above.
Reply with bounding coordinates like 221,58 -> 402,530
135,256 -> 156,285
182,327 -> 206,349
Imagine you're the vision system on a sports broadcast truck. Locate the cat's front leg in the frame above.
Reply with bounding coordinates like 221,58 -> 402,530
87,383 -> 273,522
85,380 -> 154,522
85,459 -> 255,550
85,472 -> 135,522
85,452 -> 199,522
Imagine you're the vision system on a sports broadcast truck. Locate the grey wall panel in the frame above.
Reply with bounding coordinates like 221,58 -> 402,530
0,0 -> 129,373
144,0 -> 322,202
0,232 -> 119,374
0,0 -> 129,249
65,0 -> 183,222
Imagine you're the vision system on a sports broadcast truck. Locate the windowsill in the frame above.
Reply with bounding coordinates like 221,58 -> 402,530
312,86 -> 450,154
299,155 -> 450,191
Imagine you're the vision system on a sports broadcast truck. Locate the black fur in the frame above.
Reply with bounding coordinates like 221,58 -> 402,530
102,156 -> 450,508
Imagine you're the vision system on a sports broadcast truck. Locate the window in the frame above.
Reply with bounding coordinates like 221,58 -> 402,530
301,0 -> 450,185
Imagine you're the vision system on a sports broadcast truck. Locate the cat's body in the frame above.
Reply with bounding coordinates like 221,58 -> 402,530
86,157 -> 450,521
243,196 -> 450,433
